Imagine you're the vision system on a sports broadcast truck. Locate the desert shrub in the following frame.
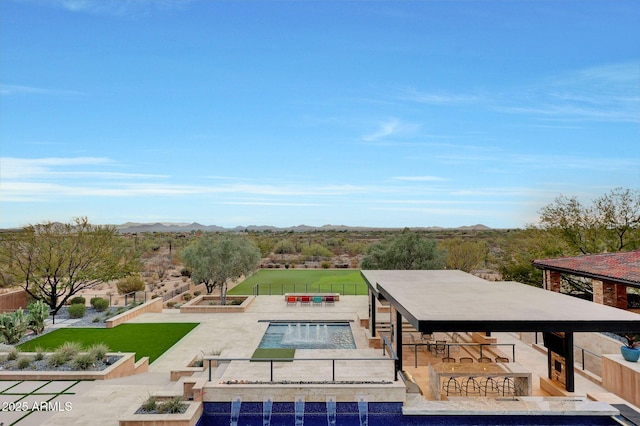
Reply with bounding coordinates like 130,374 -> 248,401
47,351 -> 68,367
34,347 -> 46,361
87,343 -> 110,360
69,296 -> 86,305
157,397 -> 187,414
116,275 -> 145,295
92,317 -> 100,323
67,303 -> 86,318
180,268 -> 191,277
140,395 -> 157,412
193,291 -> 201,297
166,301 -> 177,308
7,348 -> 19,361
183,293 -> 192,301
90,297 -> 109,312
72,353 -> 96,370
321,261 -> 331,269
57,341 -> 83,361
16,356 -> 31,369
26,300 -> 49,335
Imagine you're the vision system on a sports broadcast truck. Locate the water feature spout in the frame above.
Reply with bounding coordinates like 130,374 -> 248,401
357,395 -> 368,426
230,396 -> 242,426
263,397 -> 273,426
326,396 -> 337,426
295,395 -> 305,426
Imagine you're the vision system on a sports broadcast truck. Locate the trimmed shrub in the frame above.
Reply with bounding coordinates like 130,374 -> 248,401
193,291 -> 201,297
90,297 -> 109,312
67,303 -> 86,318
116,275 -> 145,295
183,293 -> 192,301
69,296 -> 86,305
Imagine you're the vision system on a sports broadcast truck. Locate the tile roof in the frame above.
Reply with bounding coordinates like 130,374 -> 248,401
532,251 -> 640,285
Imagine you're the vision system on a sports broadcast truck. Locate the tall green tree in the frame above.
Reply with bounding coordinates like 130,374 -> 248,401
440,238 -> 488,273
0,218 -> 138,314
539,187 -> 640,254
360,230 -> 447,270
181,234 -> 261,304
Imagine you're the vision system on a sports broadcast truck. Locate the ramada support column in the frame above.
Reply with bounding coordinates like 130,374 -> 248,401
369,290 -> 377,337
543,270 -> 562,292
564,332 -> 575,392
395,309 -> 403,377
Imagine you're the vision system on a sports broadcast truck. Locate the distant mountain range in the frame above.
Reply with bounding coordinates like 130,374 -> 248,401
114,222 -> 493,233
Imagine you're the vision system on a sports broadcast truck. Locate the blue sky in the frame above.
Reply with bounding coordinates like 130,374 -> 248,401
1,0 -> 638,229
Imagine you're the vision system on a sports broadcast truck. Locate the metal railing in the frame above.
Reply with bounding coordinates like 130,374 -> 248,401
205,355 -> 397,383
402,341 -> 516,368
533,332 -> 602,372
252,282 -> 361,296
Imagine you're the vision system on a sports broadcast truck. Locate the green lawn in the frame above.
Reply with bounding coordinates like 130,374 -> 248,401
17,323 -> 199,363
229,269 -> 368,295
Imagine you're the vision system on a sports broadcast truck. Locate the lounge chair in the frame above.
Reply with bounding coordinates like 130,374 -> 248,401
324,296 -> 335,305
286,296 -> 297,306
312,296 -> 323,306
300,296 -> 311,305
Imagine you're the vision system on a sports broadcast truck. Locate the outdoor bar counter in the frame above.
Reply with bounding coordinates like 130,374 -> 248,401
428,361 -> 532,400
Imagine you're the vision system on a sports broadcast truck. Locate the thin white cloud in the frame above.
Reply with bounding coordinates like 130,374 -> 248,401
391,176 -> 449,182
361,119 -> 421,142
15,0 -> 196,16
0,84 -> 83,97
498,62 -> 640,123
394,86 -> 480,104
0,157 -> 111,179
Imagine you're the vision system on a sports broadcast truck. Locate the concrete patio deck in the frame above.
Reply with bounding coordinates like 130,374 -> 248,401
0,295 -> 632,425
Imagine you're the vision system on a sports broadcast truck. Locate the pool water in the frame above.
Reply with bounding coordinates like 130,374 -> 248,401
259,322 -> 356,349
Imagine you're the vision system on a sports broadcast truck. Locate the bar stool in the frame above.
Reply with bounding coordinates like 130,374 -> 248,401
462,377 -> 482,396
480,377 -> 501,396
477,356 -> 492,363
459,357 -> 474,363
441,377 -> 462,397
500,377 -> 516,397
441,357 -> 456,363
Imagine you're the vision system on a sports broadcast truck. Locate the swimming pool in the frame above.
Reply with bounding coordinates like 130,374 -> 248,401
200,401 -> 622,425
258,321 -> 356,350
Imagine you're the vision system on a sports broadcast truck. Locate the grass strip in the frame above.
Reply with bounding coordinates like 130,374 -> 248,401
17,323 -> 199,363
230,270 -> 368,295
250,348 -> 295,362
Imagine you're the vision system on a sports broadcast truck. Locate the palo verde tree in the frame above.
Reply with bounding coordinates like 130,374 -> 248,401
180,234 -> 261,304
360,229 -> 447,270
0,217 -> 139,314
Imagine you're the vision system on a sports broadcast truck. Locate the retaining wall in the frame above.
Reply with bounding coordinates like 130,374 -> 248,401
106,297 -> 163,328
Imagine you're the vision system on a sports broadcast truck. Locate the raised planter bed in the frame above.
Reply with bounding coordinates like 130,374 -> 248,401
0,352 -> 147,380
180,295 -> 254,313
119,401 -> 202,426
